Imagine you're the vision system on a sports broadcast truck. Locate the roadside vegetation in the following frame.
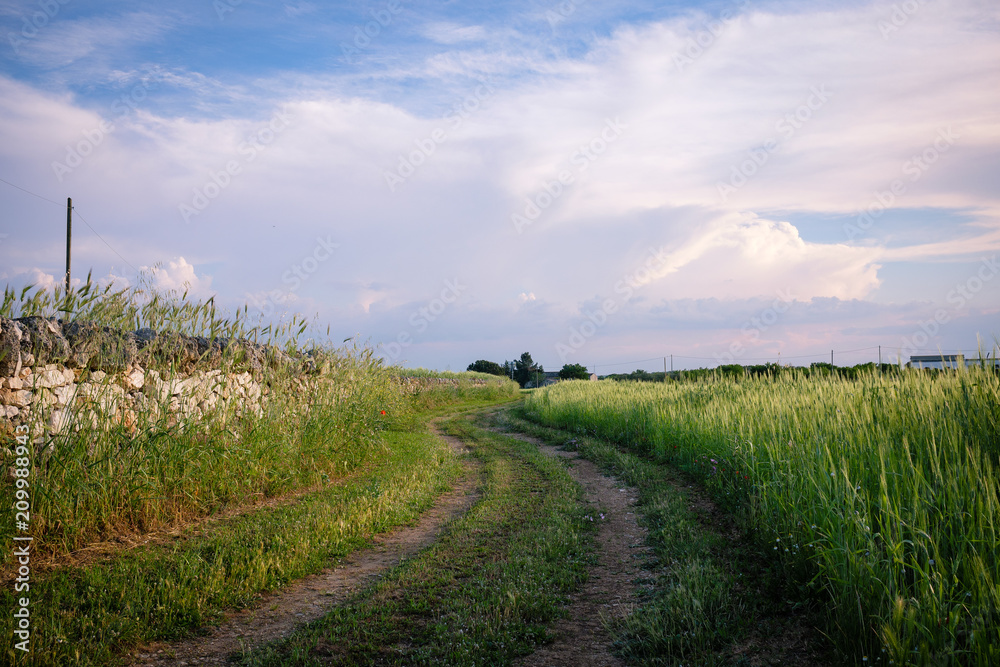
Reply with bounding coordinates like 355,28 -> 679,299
522,367 -> 1000,665
493,407 -> 830,665
1,277 -> 407,559
0,278 -> 523,665
241,413 -> 594,666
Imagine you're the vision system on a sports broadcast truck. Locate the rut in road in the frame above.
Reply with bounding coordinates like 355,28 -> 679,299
129,427 -> 479,666
502,430 -> 654,667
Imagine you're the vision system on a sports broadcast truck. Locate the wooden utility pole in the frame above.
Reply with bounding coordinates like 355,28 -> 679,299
831,349 -> 834,367
65,197 -> 72,303
663,356 -> 667,381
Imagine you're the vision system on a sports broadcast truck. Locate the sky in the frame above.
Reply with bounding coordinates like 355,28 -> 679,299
0,0 -> 998,373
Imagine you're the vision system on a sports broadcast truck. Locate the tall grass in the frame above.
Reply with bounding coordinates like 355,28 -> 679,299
0,278 -> 407,559
523,368 -> 1000,665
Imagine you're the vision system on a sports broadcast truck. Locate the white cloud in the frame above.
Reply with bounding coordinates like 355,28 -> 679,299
482,3 -> 1000,225
143,258 -> 213,297
640,215 -> 883,301
1,1 -> 998,370
3,268 -> 59,292
13,12 -> 171,70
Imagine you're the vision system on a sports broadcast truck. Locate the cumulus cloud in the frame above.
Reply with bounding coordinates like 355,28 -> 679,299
638,215 -> 883,301
0,268 -> 60,292
144,257 -> 213,297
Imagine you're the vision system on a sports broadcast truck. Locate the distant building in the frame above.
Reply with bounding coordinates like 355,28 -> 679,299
909,354 -> 1000,370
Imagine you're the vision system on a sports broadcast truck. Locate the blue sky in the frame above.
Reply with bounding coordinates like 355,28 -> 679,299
1,0 -> 998,372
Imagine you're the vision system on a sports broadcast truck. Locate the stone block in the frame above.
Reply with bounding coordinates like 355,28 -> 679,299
47,409 -> 71,433
123,368 -> 145,391
0,389 -> 32,408
53,384 -> 76,407
33,368 -> 69,389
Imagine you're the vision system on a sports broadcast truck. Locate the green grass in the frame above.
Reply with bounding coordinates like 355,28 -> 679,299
2,276 -> 409,557
522,370 -> 1000,665
0,413 -> 468,665
0,278 -> 525,665
1,353 -> 408,557
389,367 -> 508,382
494,407 -> 830,666
240,411 -> 595,666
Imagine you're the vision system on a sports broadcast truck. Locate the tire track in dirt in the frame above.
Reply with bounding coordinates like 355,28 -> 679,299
501,430 -> 654,667
501,425 -> 832,667
128,425 -> 479,666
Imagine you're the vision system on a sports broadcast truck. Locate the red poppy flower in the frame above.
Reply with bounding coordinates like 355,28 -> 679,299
380,410 -> 386,415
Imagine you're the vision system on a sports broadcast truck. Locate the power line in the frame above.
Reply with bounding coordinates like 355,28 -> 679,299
73,208 -> 140,275
0,176 -> 63,207
545,345 -> 997,372
0,175 -> 140,278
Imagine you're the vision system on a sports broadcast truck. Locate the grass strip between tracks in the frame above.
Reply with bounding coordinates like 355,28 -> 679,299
241,411 -> 595,666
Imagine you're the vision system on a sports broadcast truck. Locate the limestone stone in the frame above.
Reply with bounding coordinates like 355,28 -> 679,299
18,316 -> 70,366
33,368 -> 69,389
47,409 -> 71,433
62,321 -> 138,371
123,368 -> 145,391
0,389 -> 32,407
52,384 -> 76,407
0,318 -> 23,377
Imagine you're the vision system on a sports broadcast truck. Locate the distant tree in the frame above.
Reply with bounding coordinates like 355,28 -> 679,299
467,360 -> 506,376
514,352 -> 542,388
559,363 -> 591,380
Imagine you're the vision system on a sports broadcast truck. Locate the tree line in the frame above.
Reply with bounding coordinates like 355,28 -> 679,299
467,353 -> 590,388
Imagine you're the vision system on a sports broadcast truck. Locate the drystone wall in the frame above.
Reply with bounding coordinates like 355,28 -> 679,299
0,316 -> 284,444
0,316 -> 505,445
